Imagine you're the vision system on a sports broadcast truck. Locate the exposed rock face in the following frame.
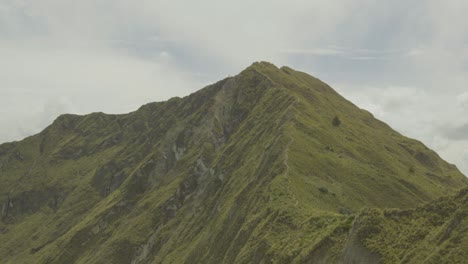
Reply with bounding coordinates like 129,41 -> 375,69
0,62 -> 467,263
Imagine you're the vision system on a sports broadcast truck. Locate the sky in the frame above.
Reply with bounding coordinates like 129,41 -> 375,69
1,0 -> 467,175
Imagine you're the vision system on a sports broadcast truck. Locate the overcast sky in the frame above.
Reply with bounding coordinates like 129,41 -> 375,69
1,0 -> 467,175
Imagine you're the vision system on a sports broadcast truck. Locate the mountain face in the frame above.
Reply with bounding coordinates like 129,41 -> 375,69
0,62 -> 467,264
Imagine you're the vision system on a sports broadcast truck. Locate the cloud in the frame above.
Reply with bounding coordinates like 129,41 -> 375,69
437,139 -> 468,176
0,0 -> 468,175
443,123 -> 468,141
281,48 -> 344,56
0,1 -> 204,143
281,47 -> 403,61
459,92 -> 468,109
405,48 -> 426,57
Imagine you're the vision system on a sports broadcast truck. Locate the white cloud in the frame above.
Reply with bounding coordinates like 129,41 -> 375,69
281,48 -> 344,56
0,0 -> 467,175
438,140 -> 468,176
405,48 -> 426,57
0,35 -> 202,143
459,92 -> 468,109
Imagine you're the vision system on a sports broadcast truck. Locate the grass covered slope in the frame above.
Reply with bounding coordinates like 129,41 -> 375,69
0,62 -> 466,263
258,63 -> 466,212
350,188 -> 468,264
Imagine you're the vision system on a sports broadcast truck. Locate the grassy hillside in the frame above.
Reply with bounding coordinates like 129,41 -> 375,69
0,62 -> 466,263
347,188 -> 468,263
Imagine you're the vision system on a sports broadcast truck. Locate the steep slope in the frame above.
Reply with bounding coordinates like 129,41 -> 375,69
0,62 -> 466,263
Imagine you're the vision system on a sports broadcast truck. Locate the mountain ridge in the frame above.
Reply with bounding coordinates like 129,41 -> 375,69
0,62 -> 466,263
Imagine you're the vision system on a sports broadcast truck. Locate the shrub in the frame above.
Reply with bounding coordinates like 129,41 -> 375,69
332,116 -> 341,127
339,207 -> 353,215
318,187 -> 329,194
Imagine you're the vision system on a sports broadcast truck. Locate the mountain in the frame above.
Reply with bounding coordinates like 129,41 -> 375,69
0,62 -> 466,263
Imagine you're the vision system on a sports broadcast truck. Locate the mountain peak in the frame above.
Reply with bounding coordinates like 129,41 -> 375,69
247,60 -> 279,69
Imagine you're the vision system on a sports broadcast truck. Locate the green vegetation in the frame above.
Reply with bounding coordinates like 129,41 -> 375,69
354,188 -> 468,263
0,62 -> 466,263
332,116 -> 341,127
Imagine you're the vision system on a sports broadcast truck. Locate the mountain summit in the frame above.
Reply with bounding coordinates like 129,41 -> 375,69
1,62 -> 467,263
